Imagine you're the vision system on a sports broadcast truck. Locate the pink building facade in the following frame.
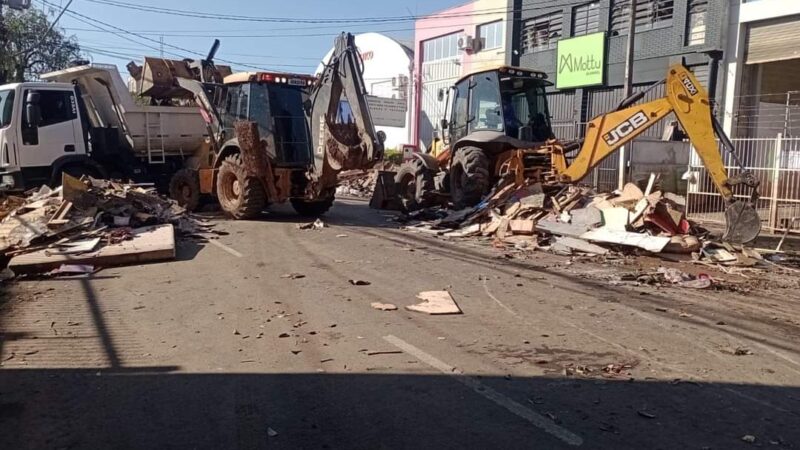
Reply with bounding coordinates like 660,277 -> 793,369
412,0 -> 510,148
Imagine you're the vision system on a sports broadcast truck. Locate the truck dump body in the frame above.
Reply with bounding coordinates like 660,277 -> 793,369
41,64 -> 207,158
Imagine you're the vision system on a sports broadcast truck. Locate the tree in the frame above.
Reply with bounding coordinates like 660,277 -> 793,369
0,8 -> 81,83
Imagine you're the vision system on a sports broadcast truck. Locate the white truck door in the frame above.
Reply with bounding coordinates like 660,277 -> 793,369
18,88 -> 85,169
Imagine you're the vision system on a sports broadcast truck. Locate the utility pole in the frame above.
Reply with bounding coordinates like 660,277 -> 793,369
619,0 -> 637,190
160,35 -> 164,58
0,1 -> 7,84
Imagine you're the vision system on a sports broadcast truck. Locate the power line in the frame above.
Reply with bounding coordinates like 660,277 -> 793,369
41,0 -> 275,72
83,0 -> 516,24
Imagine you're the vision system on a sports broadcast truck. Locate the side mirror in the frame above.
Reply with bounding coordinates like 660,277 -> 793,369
377,130 -> 386,143
25,91 -> 42,128
440,118 -> 448,130
437,88 -> 445,102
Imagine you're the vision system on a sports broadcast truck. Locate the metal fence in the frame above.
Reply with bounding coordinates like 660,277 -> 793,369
686,135 -> 800,233
552,121 -> 620,193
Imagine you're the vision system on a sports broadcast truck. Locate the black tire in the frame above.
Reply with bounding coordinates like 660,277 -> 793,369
169,169 -> 201,211
291,196 -> 335,217
216,154 -> 266,219
394,159 -> 435,212
450,146 -> 490,209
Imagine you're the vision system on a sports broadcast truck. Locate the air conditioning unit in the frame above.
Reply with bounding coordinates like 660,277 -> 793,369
457,35 -> 480,53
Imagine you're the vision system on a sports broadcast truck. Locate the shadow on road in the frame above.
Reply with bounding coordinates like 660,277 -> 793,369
0,368 -> 797,449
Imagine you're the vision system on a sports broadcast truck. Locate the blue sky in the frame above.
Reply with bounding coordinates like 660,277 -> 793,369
37,0 -> 465,74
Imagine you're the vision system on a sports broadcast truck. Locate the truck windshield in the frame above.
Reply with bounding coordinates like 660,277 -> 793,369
249,83 -> 312,165
500,76 -> 553,142
0,89 -> 14,129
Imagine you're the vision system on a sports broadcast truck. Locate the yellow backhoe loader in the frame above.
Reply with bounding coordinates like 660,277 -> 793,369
391,64 -> 761,244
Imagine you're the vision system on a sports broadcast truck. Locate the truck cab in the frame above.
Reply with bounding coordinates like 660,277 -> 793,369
0,82 -> 89,190
0,63 -> 208,192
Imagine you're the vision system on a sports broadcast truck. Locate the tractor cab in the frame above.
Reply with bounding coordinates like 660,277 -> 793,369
444,66 -> 554,146
218,72 -> 317,167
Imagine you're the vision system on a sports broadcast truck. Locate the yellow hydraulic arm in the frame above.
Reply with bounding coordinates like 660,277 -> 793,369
550,64 -> 761,243
553,65 -> 739,199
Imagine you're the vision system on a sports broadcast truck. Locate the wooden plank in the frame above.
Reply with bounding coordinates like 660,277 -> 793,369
406,291 -> 462,315
510,219 -> 535,235
9,224 -> 176,274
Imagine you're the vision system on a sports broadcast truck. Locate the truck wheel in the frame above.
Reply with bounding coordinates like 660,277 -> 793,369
291,196 -> 335,217
450,146 -> 490,209
169,169 -> 201,211
394,159 -> 435,211
216,154 -> 266,219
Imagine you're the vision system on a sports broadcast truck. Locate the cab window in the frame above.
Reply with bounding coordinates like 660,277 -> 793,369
23,90 -> 77,128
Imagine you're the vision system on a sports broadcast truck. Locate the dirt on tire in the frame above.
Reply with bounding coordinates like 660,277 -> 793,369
450,146 -> 490,209
169,169 -> 201,211
216,154 -> 266,219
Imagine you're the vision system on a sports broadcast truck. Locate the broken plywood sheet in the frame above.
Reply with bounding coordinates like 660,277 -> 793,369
535,219 -> 590,239
554,236 -> 610,255
581,228 -> 670,253
406,291 -> 462,315
9,224 -> 175,274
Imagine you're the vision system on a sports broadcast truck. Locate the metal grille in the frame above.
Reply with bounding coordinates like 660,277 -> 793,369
572,2 -> 600,36
521,12 -> 563,53
609,0 -> 675,36
686,136 -> 800,233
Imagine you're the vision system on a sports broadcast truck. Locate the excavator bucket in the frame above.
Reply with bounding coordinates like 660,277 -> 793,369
137,57 -> 232,99
723,200 -> 762,244
309,33 -> 384,185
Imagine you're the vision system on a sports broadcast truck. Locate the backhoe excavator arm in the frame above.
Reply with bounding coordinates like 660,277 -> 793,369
551,65 -> 761,242
307,32 -> 384,191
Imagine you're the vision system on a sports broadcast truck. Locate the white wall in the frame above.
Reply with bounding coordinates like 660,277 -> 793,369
317,33 -> 413,149
722,0 -> 800,135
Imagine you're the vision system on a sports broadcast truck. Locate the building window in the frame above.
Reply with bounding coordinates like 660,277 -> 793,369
423,31 -> 463,62
686,0 -> 708,46
572,2 -> 600,36
610,0 -> 674,36
521,12 -> 563,53
478,20 -> 504,51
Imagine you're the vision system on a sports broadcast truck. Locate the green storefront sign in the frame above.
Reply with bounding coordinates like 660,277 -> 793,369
556,32 -> 606,90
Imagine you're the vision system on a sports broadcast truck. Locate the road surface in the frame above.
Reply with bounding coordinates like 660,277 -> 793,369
1,198 -> 799,449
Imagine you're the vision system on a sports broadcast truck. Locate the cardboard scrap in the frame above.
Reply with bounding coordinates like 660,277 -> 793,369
406,291 -> 462,315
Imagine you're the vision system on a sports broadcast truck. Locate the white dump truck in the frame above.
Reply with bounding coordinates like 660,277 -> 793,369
0,63 -> 207,191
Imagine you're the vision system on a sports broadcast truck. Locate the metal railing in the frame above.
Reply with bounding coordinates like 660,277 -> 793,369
686,135 -> 800,233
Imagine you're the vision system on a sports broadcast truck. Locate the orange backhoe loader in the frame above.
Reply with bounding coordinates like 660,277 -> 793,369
391,64 -> 761,244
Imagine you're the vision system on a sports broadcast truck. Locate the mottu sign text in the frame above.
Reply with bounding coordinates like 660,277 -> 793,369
556,32 -> 606,90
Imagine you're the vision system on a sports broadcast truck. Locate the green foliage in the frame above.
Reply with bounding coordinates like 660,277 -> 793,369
384,149 -> 404,166
0,8 -> 81,83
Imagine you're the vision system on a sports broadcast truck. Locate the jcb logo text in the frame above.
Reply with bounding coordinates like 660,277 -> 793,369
603,111 -> 648,146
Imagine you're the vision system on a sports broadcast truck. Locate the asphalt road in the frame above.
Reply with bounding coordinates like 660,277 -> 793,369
1,198 -> 799,449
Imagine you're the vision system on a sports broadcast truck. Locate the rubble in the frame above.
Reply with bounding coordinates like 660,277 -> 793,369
396,173 -> 800,279
336,162 -> 398,198
0,174 -> 211,278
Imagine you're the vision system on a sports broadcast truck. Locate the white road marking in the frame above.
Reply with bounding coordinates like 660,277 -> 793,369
208,239 -> 243,258
481,278 -> 517,316
383,334 -> 584,447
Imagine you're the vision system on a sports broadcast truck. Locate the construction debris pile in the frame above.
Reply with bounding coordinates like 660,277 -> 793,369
400,175 -> 797,282
0,175 -> 213,279
337,162 -> 398,198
